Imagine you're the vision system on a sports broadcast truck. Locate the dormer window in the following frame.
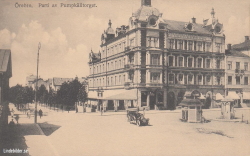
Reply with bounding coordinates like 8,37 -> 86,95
150,18 -> 156,25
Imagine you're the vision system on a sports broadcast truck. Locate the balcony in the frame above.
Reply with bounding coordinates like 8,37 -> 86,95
235,69 -> 245,75
124,64 -> 134,70
124,82 -> 133,89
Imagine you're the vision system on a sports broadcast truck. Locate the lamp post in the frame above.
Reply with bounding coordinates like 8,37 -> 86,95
34,42 -> 41,123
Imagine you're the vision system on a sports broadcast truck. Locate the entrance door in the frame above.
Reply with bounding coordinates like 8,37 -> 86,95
107,100 -> 114,110
118,100 -> 125,110
167,92 -> 175,110
204,97 -> 211,109
150,94 -> 156,110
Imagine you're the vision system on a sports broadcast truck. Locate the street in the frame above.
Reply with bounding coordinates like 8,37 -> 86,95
5,103 -> 250,156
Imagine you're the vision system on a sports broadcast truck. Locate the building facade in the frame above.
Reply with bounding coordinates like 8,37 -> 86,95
226,43 -> 250,107
87,0 -> 226,111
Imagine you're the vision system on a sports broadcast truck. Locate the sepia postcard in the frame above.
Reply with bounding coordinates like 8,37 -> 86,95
0,0 -> 250,155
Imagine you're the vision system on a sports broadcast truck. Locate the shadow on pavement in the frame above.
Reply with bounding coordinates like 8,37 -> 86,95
0,123 -> 41,156
38,122 -> 61,136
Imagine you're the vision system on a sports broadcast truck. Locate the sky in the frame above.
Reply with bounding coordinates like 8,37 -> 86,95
0,0 -> 249,86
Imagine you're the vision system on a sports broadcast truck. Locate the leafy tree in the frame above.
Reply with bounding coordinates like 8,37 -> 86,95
37,85 -> 48,104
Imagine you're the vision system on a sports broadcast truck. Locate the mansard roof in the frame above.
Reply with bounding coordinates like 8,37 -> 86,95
164,19 -> 213,35
133,5 -> 161,21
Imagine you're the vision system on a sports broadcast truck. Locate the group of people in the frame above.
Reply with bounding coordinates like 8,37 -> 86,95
9,108 -> 43,126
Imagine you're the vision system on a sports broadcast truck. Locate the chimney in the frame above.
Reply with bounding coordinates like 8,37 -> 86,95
192,17 -> 196,23
227,44 -> 231,50
141,0 -> 151,6
245,36 -> 249,42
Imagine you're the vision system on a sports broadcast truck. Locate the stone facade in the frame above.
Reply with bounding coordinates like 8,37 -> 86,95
87,0 -> 226,111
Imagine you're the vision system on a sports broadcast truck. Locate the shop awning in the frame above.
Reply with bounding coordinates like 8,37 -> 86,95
215,93 -> 224,100
198,93 -> 206,99
184,91 -> 192,97
101,89 -> 137,100
221,96 -> 234,102
228,91 -> 240,100
243,92 -> 250,99
179,99 -> 203,106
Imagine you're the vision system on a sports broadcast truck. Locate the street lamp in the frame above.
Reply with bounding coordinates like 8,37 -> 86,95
34,42 -> 41,123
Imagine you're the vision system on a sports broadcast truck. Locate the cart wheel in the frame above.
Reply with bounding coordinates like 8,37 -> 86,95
137,120 -> 141,126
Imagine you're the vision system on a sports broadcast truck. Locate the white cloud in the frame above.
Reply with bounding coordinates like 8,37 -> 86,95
9,21 -> 89,86
0,29 -> 12,48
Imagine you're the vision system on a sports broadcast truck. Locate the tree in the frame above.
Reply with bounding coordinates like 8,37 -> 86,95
37,85 -> 48,104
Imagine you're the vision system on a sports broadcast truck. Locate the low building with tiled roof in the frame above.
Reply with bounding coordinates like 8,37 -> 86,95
231,36 -> 250,56
52,77 -> 73,91
225,44 -> 250,107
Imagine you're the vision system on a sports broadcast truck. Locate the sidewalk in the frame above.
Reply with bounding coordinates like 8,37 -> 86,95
2,103 -> 59,156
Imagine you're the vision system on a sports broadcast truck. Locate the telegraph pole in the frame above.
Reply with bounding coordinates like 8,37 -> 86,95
34,42 -> 41,123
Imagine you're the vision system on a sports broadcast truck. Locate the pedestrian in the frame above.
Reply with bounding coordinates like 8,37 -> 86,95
38,109 -> 43,119
27,109 -> 30,119
9,119 -> 15,126
11,108 -> 15,118
76,107 -> 78,113
14,114 -> 19,124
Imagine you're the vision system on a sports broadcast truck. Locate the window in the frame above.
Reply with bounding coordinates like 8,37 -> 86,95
150,72 -> 160,83
188,75 -> 193,84
90,67 -> 92,74
184,40 -> 187,50
151,54 -> 160,65
178,57 -> 184,67
244,77 -> 248,85
206,75 -> 211,84
178,40 -> 183,50
216,60 -> 220,69
148,37 -> 158,47
216,76 -> 220,85
216,43 -> 221,52
194,41 -> 197,51
188,57 -> 193,67
107,77 -> 109,86
206,59 -> 210,68
197,42 -> 202,51
169,74 -> 174,84
236,62 -> 240,70
206,43 -> 211,52
188,41 -> 193,50
114,76 -> 116,85
197,58 -> 202,68
244,62 -> 248,71
178,74 -> 184,84
203,42 -> 206,52
228,76 -> 232,85
169,56 -> 174,66
175,39 -> 178,49
236,76 -> 240,85
111,77 -> 113,85
111,62 -> 113,70
227,61 -> 232,70
119,75 -> 121,84
130,38 -> 135,47
198,75 -> 203,85
170,39 -> 174,49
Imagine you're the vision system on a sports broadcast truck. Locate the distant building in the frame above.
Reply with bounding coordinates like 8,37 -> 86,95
226,44 -> 250,107
52,77 -> 73,91
26,75 -> 52,91
232,36 -> 250,56
87,0 -> 226,111
0,49 -> 12,133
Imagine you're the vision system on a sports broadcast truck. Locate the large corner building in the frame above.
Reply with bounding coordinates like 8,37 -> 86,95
87,0 -> 226,111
